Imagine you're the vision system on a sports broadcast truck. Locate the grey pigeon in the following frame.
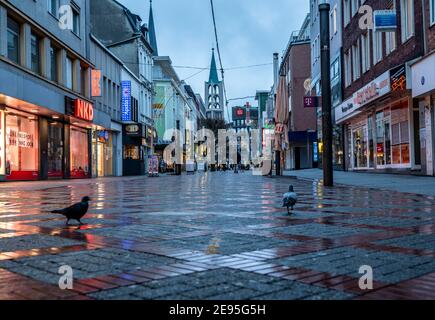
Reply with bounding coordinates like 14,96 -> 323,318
283,185 -> 297,215
51,196 -> 91,225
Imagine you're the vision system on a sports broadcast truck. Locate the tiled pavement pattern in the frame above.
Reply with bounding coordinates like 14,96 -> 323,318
0,172 -> 435,300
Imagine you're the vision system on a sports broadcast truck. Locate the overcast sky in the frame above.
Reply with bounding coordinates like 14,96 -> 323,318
118,0 -> 309,112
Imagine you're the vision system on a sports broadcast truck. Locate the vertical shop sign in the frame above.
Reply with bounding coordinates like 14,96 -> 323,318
121,81 -> 132,121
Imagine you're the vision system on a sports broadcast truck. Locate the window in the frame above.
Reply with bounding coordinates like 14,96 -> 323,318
401,0 -> 414,42
72,8 -> 80,36
5,109 -> 39,180
70,127 -> 89,178
372,30 -> 383,65
344,50 -> 351,87
431,0 -> 435,25
50,46 -> 58,82
47,0 -> 59,17
66,57 -> 73,89
344,0 -> 350,26
352,41 -> 361,81
361,33 -> 370,73
351,0 -> 359,17
385,32 -> 396,55
7,17 -> 20,64
30,33 -> 40,74
331,5 -> 337,35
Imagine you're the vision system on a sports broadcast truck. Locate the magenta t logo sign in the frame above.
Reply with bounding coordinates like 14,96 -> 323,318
304,96 -> 319,108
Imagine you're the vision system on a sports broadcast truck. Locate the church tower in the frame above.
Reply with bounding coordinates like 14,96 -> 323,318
205,49 -> 224,120
148,0 -> 158,56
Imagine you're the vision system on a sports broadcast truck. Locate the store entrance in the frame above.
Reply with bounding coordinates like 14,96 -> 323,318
352,126 -> 368,169
48,122 -> 64,179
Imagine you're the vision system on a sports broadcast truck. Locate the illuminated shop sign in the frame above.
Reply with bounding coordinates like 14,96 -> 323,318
91,70 -> 102,97
335,71 -> 390,123
75,99 -> 94,122
390,64 -> 407,92
65,97 -> 94,122
304,96 -> 319,108
232,107 -> 246,120
121,81 -> 132,121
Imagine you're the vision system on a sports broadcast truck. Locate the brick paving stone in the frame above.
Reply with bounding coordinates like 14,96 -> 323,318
1,173 -> 435,299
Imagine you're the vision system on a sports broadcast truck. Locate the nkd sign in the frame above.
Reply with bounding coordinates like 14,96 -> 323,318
75,99 -> 94,122
66,97 -> 94,122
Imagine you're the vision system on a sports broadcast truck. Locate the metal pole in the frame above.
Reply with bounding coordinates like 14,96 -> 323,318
319,3 -> 334,187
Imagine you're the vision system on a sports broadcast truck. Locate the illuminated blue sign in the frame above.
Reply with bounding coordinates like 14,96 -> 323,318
121,81 -> 132,121
313,142 -> 318,162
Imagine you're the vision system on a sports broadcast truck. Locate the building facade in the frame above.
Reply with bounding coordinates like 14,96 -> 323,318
0,0 -> 109,181
280,15 -> 317,171
89,35 -> 123,177
90,0 -> 155,176
152,56 -> 188,170
310,0 -> 345,170
337,0 -> 425,174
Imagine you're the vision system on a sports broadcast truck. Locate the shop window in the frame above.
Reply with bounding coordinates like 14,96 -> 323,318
70,127 -> 89,178
124,145 -> 141,160
7,17 -> 20,64
5,110 -> 39,180
0,111 -> 4,175
391,105 -> 410,165
353,126 -> 368,169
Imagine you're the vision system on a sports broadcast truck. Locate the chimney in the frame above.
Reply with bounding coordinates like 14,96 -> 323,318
273,53 -> 279,87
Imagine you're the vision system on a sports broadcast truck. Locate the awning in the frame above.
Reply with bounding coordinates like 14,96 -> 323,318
274,76 -> 289,151
288,131 -> 317,144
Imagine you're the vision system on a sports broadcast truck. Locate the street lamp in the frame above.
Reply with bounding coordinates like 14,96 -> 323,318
319,2 -> 334,187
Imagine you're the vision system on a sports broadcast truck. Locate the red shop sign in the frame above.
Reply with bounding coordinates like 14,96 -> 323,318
75,99 -> 94,122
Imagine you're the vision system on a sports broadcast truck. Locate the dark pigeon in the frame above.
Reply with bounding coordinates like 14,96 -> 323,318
283,185 -> 297,215
51,196 -> 91,225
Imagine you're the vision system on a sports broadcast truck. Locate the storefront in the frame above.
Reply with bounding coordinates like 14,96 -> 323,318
92,130 -> 114,177
123,123 -> 146,176
412,52 -> 435,176
2,108 -> 39,181
337,67 -> 414,173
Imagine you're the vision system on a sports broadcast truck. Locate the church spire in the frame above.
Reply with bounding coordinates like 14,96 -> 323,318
148,0 -> 158,56
209,48 -> 219,83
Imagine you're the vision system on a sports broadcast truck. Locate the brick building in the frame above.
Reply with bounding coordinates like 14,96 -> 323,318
336,0 -> 428,174
280,15 -> 317,170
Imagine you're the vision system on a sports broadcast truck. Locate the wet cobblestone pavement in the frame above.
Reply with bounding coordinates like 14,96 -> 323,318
1,172 -> 435,300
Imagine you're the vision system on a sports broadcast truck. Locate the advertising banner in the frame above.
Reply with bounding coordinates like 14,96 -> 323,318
148,155 -> 159,177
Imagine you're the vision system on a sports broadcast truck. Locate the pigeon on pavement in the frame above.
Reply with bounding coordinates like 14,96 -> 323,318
283,185 -> 297,215
51,196 -> 91,225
